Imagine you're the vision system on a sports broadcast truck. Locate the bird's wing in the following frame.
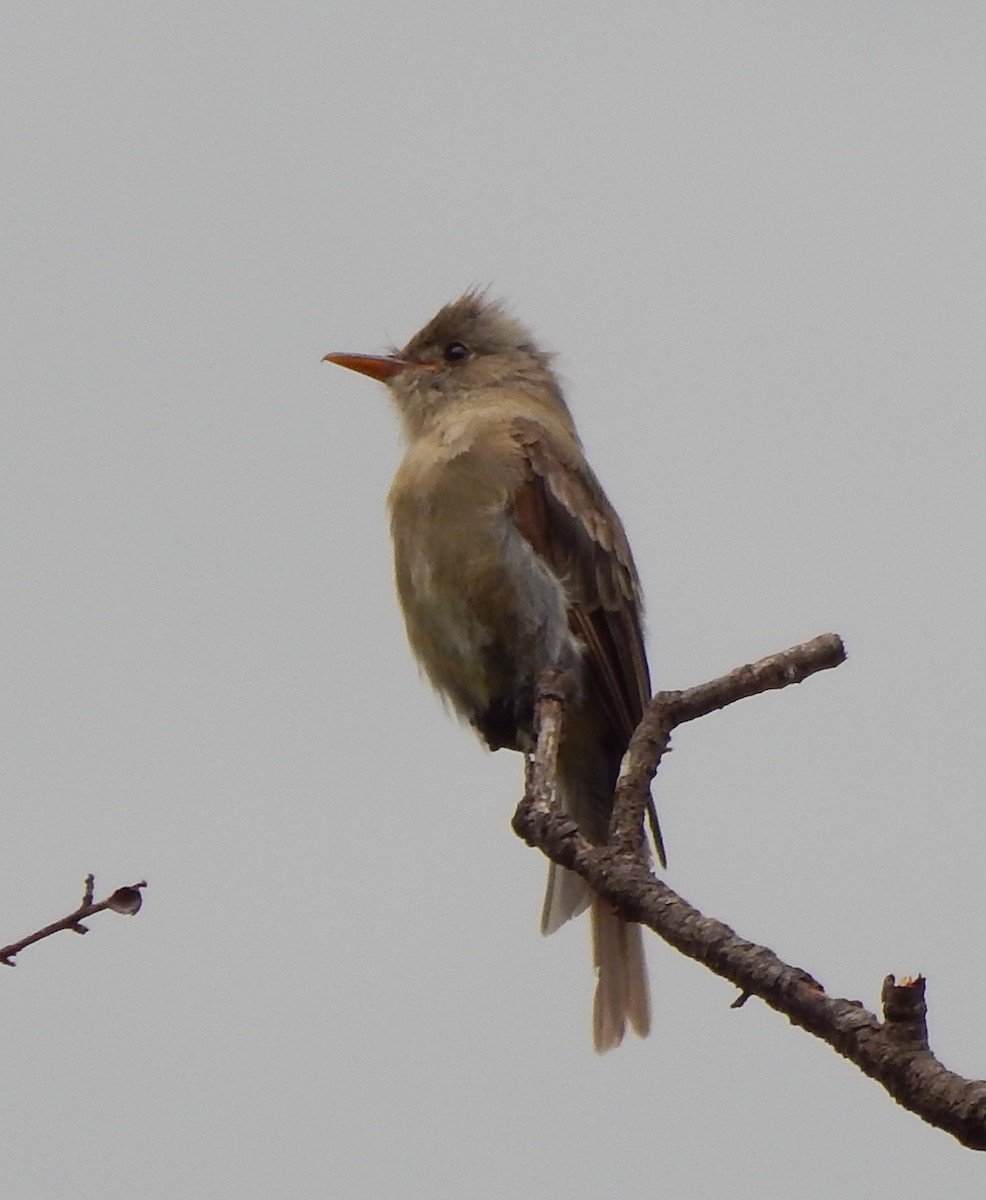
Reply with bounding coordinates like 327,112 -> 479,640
508,419 -> 664,865
509,418 -> 650,736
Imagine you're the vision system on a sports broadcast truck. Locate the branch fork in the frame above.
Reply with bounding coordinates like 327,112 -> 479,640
513,634 -> 986,1150
0,875 -> 147,967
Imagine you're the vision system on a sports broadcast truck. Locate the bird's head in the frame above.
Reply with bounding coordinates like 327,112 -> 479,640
324,291 -> 570,437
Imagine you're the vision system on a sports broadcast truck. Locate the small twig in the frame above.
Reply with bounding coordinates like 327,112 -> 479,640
529,667 -> 576,810
513,634 -> 986,1150
610,633 -> 846,851
0,876 -> 147,966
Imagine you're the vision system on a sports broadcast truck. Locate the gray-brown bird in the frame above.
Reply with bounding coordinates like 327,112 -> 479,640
324,292 -> 663,1051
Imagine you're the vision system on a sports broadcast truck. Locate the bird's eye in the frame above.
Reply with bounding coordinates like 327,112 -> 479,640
443,341 -> 470,363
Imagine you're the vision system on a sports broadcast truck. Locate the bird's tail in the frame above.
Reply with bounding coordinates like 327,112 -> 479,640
590,893 -> 650,1052
540,863 -> 651,1052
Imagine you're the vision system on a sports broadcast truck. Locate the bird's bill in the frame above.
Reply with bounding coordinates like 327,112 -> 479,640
322,352 -> 410,382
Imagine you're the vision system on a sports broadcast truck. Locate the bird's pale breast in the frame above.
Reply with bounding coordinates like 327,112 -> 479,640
388,421 -> 579,733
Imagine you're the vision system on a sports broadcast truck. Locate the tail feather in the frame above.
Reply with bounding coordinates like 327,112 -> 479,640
542,865 -> 651,1052
544,753 -> 653,1051
591,895 -> 651,1053
540,862 -> 591,935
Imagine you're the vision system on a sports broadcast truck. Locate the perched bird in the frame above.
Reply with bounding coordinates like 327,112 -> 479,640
324,292 -> 662,1051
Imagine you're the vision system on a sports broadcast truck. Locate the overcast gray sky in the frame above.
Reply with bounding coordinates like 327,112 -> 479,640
3,3 -> 986,1196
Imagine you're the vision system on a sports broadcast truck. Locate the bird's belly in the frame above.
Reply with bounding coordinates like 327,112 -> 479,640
393,515 -> 580,745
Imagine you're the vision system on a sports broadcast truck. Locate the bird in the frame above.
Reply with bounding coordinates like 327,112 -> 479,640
323,291 -> 662,1051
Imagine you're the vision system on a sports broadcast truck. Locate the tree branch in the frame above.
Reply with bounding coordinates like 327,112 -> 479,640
512,634 -> 986,1150
0,875 -> 147,966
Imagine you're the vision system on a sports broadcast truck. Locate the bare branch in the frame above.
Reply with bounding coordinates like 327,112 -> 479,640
610,633 -> 846,852
512,634 -> 986,1150
0,877 -> 147,966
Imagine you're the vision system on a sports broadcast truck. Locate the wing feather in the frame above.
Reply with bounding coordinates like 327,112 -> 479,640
509,420 -> 648,737
508,419 -> 665,865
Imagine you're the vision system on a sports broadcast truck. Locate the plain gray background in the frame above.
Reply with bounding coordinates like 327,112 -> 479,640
3,3 -> 985,1196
